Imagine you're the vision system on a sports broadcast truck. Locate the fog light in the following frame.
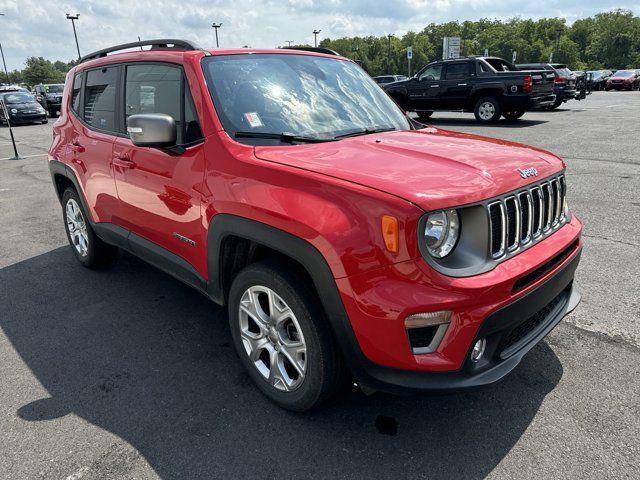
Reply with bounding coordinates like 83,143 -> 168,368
470,338 -> 486,362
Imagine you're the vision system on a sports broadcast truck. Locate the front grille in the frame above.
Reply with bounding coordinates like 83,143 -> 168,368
500,290 -> 566,357
488,174 -> 567,259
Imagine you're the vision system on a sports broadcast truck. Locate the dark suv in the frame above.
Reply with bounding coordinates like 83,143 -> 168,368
516,63 -> 578,109
48,40 -> 582,411
33,83 -> 65,117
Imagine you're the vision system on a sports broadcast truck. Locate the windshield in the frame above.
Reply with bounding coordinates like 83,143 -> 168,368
44,84 -> 64,93
202,54 -> 410,144
2,92 -> 37,104
613,70 -> 633,77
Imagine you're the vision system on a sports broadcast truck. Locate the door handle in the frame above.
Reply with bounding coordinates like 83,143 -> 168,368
71,140 -> 85,153
112,153 -> 135,169
457,83 -> 468,86
430,84 -> 440,88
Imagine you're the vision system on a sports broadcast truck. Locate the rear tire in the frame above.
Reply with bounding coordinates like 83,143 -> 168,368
473,97 -> 501,123
547,98 -> 563,110
416,111 -> 433,122
228,261 -> 348,411
61,188 -> 118,268
502,110 -> 525,121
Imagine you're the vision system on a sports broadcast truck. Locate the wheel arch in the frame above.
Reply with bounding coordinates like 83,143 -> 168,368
206,214 -> 366,376
49,159 -> 95,224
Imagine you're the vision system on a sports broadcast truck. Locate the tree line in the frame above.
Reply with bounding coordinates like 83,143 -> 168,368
2,9 -> 639,86
1,56 -> 77,86
314,9 -> 640,77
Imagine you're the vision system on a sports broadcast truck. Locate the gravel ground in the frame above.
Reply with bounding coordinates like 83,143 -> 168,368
0,91 -> 638,479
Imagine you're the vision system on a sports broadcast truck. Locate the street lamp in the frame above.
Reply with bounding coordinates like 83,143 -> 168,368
212,22 -> 222,48
313,29 -> 321,48
285,40 -> 294,47
387,34 -> 393,74
66,14 -> 81,60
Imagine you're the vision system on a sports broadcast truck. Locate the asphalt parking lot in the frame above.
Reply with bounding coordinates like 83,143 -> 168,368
0,91 -> 638,479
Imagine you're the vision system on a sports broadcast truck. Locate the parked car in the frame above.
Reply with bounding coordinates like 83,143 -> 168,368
373,75 -> 408,87
585,70 -> 612,91
516,63 -> 578,109
0,91 -> 48,125
605,70 -> 640,91
33,83 -> 65,117
385,56 -> 556,123
49,40 -> 582,411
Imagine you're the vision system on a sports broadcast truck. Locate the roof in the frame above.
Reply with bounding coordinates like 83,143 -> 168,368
75,39 -> 347,71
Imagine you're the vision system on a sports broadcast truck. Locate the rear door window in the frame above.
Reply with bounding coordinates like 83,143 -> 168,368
445,63 -> 469,80
124,63 -> 202,145
84,66 -> 119,132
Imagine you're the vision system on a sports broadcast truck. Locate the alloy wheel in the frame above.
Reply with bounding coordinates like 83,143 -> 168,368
478,101 -> 496,120
66,198 -> 89,257
238,285 -> 307,392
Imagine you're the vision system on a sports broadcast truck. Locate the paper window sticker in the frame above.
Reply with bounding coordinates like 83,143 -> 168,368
244,112 -> 264,128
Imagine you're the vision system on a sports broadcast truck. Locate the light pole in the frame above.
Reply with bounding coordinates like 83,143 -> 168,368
285,40 -> 294,47
387,34 -> 393,74
212,23 -> 222,48
0,13 -> 9,84
313,29 -> 321,48
66,14 -> 81,60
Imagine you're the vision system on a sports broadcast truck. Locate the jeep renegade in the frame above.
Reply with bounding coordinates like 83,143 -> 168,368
48,40 -> 582,411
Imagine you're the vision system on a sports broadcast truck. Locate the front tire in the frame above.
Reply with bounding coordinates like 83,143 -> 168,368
228,262 -> 347,411
473,97 -> 501,123
62,188 -> 118,268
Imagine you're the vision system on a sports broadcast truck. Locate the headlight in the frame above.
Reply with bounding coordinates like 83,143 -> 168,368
424,209 -> 460,258
10,108 -> 18,114
37,106 -> 45,113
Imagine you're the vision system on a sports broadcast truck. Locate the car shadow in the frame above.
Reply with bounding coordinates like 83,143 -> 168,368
0,247 -> 564,479
422,117 -> 548,128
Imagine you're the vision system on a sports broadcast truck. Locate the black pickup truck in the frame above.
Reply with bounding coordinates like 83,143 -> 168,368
384,57 -> 556,123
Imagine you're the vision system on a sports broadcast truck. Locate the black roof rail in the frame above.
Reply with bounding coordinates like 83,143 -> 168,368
285,47 -> 340,56
79,39 -> 209,64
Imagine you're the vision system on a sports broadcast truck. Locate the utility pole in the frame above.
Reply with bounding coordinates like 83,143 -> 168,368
313,29 -> 321,48
387,34 -> 393,74
212,22 -> 222,48
66,14 -> 81,60
285,40 -> 293,47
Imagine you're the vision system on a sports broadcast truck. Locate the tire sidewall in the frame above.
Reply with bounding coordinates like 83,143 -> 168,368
62,189 -> 97,267
228,264 -> 333,411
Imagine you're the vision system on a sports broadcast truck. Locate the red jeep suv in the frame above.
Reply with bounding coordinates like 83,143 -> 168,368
48,40 -> 582,411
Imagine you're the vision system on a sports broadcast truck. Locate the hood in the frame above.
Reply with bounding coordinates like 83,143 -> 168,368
7,102 -> 41,110
254,128 -> 565,211
609,75 -> 633,81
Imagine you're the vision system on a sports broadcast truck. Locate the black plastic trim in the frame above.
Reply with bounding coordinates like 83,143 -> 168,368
80,39 -> 207,64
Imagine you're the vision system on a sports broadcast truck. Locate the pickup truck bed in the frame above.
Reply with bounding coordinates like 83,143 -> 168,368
385,56 -> 556,123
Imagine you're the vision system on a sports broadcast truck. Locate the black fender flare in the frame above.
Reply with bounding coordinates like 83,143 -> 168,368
49,159 -> 94,223
206,214 -> 370,379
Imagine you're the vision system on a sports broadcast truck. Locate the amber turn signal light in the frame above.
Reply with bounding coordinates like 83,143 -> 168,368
381,215 -> 399,253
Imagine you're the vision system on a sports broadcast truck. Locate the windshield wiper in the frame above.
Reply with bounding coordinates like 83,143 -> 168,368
234,131 -> 334,144
333,126 -> 397,139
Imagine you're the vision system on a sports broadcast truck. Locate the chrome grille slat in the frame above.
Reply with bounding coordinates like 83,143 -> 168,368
487,174 -> 568,260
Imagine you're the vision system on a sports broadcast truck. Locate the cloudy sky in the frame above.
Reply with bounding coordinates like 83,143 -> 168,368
1,0 -> 638,71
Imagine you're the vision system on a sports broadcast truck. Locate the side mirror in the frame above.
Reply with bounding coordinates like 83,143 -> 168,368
127,113 -> 177,148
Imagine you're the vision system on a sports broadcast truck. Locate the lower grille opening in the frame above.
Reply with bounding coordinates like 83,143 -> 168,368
512,240 -> 578,292
500,288 -> 567,357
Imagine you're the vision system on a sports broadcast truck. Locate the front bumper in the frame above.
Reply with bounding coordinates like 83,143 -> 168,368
336,216 -> 582,394
6,113 -> 47,124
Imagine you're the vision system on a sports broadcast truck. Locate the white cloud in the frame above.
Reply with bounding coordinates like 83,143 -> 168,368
0,0 -> 637,71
